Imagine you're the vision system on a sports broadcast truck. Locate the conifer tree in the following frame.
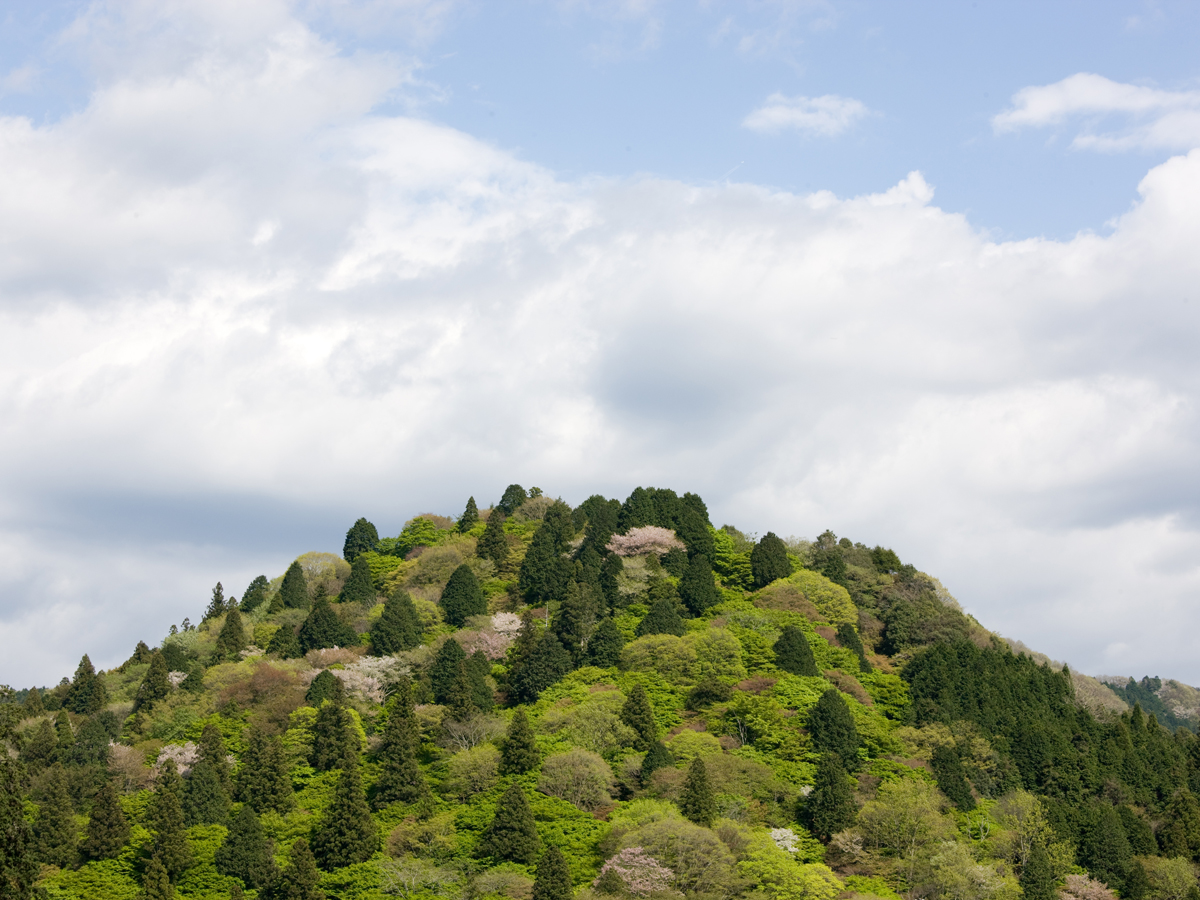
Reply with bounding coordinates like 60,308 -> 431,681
468,651 -> 495,712
22,720 -> 57,773
431,638 -> 468,705
506,631 -> 573,705
340,554 -> 376,605
532,846 -> 573,900
215,804 -> 276,889
370,591 -> 423,655
66,654 -> 107,715
586,618 -> 624,668
204,582 -> 227,621
310,702 -> 357,772
305,670 -> 345,707
634,597 -> 685,638
497,484 -> 528,516
599,554 -> 623,613
477,784 -> 540,865
142,855 -> 175,900
679,554 -> 720,617
773,626 -> 819,677
236,727 -> 293,814
446,661 -> 479,721
180,664 -> 204,693
0,753 -> 38,899
134,651 -> 172,712
373,681 -> 428,806
640,742 -> 673,786
24,687 -> 44,716
800,753 -> 856,840
750,532 -> 792,588
83,780 -> 129,860
184,724 -> 232,825
807,689 -> 860,768
239,575 -> 270,613
441,565 -> 486,627
276,561 -> 309,611
1158,788 -> 1200,859
676,502 -> 715,560
343,517 -> 380,563
298,597 -> 358,654
930,744 -> 975,811
71,714 -> 113,767
54,710 -> 75,758
618,487 -> 655,531
149,759 -> 194,879
835,623 -> 872,673
34,764 -> 76,867
519,504 -> 573,606
266,624 -> 302,659
620,684 -> 658,752
213,607 -> 248,662
458,497 -> 479,532
310,761 -> 379,870
274,839 -> 324,900
499,710 -> 539,776
478,509 -> 510,570
679,757 -> 716,827
553,580 -> 601,664
1020,841 -> 1057,900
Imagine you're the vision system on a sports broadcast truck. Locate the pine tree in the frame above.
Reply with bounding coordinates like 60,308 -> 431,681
343,518 -> 380,563
835,623 -> 872,673
275,839 -> 325,900
477,784 -> 540,865
532,846 -> 573,900
239,575 -> 271,613
236,727 -> 293,814
586,618 -> 624,668
800,753 -> 856,840
374,681 -> 428,806
22,720 -> 56,772
640,742 -> 674,786
458,497 -> 480,532
930,744 -> 975,811
183,725 -> 231,825
676,500 -> 715,560
1020,841 -> 1057,900
83,780 -> 129,860
134,651 -> 172,712
679,554 -> 720,617
310,702 -> 357,772
298,598 -> 357,654
620,684 -> 658,752
24,687 -> 44,716
310,761 -> 379,870
71,714 -> 112,767
306,670 -> 346,707
506,631 -> 573,705
634,597 -> 684,638
773,626 -> 819,677
750,532 -> 792,588
679,757 -> 716,827
54,710 -> 75,758
431,639 -> 468,705
499,710 -> 539,776
807,689 -> 860,768
213,607 -> 248,662
370,591 -> 423,655
215,804 -> 276,889
267,624 -> 302,659
203,582 -> 227,621
276,561 -> 309,611
441,565 -> 486,627
478,509 -> 510,570
34,765 -> 76,867
553,580 -> 601,664
497,484 -> 528,516
0,754 -> 38,899
149,760 -> 194,879
519,504 -> 573,606
66,654 -> 107,715
141,854 -> 175,900
340,554 -> 376,605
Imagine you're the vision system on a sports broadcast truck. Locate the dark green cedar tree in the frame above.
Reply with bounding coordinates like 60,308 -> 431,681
800,753 -> 856,840
620,684 -> 658,752
458,497 -> 479,532
634,597 -> 685,638
499,709 -> 539,776
180,664 -> 204,693
1019,842 -> 1057,900
275,561 -> 309,611
930,744 -> 975,811
370,590 -> 423,655
274,839 -> 325,900
809,531 -> 848,587
686,678 -> 732,710
142,855 -> 175,900
54,710 -> 74,757
236,727 -> 293,814
835,623 -> 872,673
773,626 -> 819,677
215,804 -> 276,889
267,624 -> 302,659
750,532 -> 792,588
298,598 -> 357,654
1158,788 -> 1200,860
71,714 -> 112,767
506,631 -> 572,705
203,582 -> 227,621
497,484 -> 528,516
66,654 -> 107,715
618,487 -> 656,531
1118,805 -> 1157,856
24,687 -> 45,716
310,761 -> 379,870
183,725 -> 231,825
133,651 -> 172,712
150,759 -> 194,879
213,607 -> 248,661
0,753 -> 38,899
430,638 -> 468,705
445,662 -> 479,721
552,580 -> 600,664
467,651 -> 495,711
661,547 -> 689,577
441,565 -> 486,627
83,780 -> 129,860
676,501 -> 715,560
340,554 -> 376,605
679,757 -> 716,827
239,575 -> 270,613
343,518 -> 380,563
586,618 -> 624,668
23,720 -> 57,771
477,509 -> 510,570
310,702 -> 357,772
34,764 -> 76,868
679,554 -> 720,617
373,681 -> 428,806
599,554 -> 623,613
477,783 -> 540,865
305,670 -> 346,707
640,742 -> 674,786
807,689 -> 860,767
1078,801 -> 1132,892
532,846 -> 573,900
518,503 -> 574,607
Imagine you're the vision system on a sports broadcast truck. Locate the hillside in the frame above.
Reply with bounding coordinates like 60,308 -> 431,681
3,485 -> 1200,900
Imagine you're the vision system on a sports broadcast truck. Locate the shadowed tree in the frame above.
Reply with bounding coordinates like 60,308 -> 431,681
374,679 -> 429,806
274,561 -> 309,611
149,759 -> 194,880
431,638 -> 468,705
478,509 -> 510,570
635,597 -> 685,638
298,598 -> 357,654
203,582 -> 227,621
305,670 -> 345,708
310,761 -> 379,870
497,484 -> 528,516
66,654 -> 107,715
34,765 -> 76,868
679,554 -> 720,617
750,532 -> 792,588
835,623 -> 872,673
499,709 -> 539,776
518,503 -> 574,607
441,565 -> 486,627
267,624 -> 302,659
773,626 -> 818,677
0,753 -> 38,898
679,757 -> 716,826
340,554 -> 376,605
236,726 -> 293,814
134,651 -> 172,712
621,684 -> 658,752
273,839 -> 325,900
83,780 -> 129,860
343,517 -> 379,563
213,607 -> 248,662
640,742 -> 674,786
800,753 -> 856,840
215,804 -> 276,890
477,783 -> 540,865
807,689 -> 860,768
532,846 -> 573,900
587,618 -> 624,668
930,744 -> 975,811
239,575 -> 271,613
310,702 -> 358,772
141,855 -> 174,900
458,497 -> 479,532
371,591 -> 422,655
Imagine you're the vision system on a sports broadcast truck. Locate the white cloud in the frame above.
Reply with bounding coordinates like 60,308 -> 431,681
993,72 -> 1200,151
742,92 -> 870,136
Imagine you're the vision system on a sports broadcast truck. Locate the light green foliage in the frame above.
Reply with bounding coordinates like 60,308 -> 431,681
1140,855 -> 1197,900
858,778 -> 955,882
687,628 -> 746,682
616,812 -> 740,897
540,690 -> 637,757
621,635 -> 696,683
537,748 -> 615,811
710,527 -> 754,590
379,516 -> 442,558
842,875 -> 903,900
856,672 -> 910,721
927,840 -> 1020,900
666,730 -> 722,763
443,745 -> 501,800
780,569 -> 857,625
737,833 -> 844,900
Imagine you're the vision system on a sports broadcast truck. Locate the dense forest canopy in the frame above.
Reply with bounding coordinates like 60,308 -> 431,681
2,483 -> 1199,900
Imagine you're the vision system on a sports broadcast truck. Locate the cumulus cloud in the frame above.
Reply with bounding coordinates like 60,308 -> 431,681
3,4 -> 1200,685
742,92 -> 870,136
993,72 -> 1200,151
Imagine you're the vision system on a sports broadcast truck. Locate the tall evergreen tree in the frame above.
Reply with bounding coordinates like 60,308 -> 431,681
477,509 -> 510,570
204,582 -> 227,621
373,681 -> 428,806
679,757 -> 716,827
807,690 -> 860,768
133,651 -> 171,713
310,761 -> 379,870
497,484 -> 528,516
532,846 -> 573,900
236,727 -> 293,814
54,710 -> 75,758
298,598 -> 357,654
553,580 -> 601,664
930,745 -> 975,811
519,503 -> 574,606
83,780 -> 129,860
445,661 -> 479,721
272,839 -> 325,900
809,531 -> 848,588
343,518 -> 380,563
180,664 -> 204,694
213,607 -> 248,662
1158,788 -> 1200,860
71,714 -> 113,767
34,764 -> 76,867
66,654 -> 107,715
370,591 -> 423,655
310,702 -> 357,772
773,626 -> 819,677
599,554 -> 623,613
506,630 -> 573,705
835,623 -> 872,673
276,561 -> 309,611
679,555 -> 720,617
24,687 -> 45,717
676,501 -> 715,560
458,497 -> 480,532
184,724 -> 231,825
0,753 -> 38,899
586,618 -> 624,668
340,554 -> 376,605
305,670 -> 346,707
431,639 -> 468,705
640,742 -> 674,786
620,684 -> 658,752
441,565 -> 487,627
618,487 -> 656,531
750,532 -> 792,588
499,710 -> 539,776
1078,801 -> 1132,893
477,784 -> 540,865
215,805 -> 276,890
634,597 -> 685,638
266,624 -> 302,659
149,760 -> 194,880
239,575 -> 271,613
800,753 -> 856,840
22,720 -> 56,772
1020,842 -> 1057,900
577,494 -> 620,555
141,855 -> 175,900
467,651 -> 495,712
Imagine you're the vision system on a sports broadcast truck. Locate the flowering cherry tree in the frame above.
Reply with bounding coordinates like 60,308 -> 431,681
593,847 -> 675,896
606,527 -> 685,558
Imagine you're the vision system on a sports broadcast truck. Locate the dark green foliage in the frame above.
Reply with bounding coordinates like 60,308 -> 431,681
267,623 -> 302,659
54,710 -> 74,757
133,650 -> 171,712
519,503 -> 574,606
635,597 -> 685,638
214,607 -> 248,661
807,689 -> 860,767
801,753 -> 856,840
371,590 -> 423,655
1108,676 -> 1195,732
1019,841 -> 1056,900
343,518 -> 380,562
277,561 -> 309,611
931,744 -> 975,811
468,651 -> 495,712
180,664 -> 204,693
679,554 -> 720,617
204,582 -> 227,621
553,580 -> 601,663
578,494 -> 620,556
1124,860 -> 1150,900
66,654 -> 107,715
458,497 -> 479,532
478,509 -> 510,570
618,487 -> 656,531
24,687 -> 44,717
22,720 -> 57,771
142,855 -> 174,900
216,805 -> 276,889
773,626 -> 819,677
431,638 -> 468,705
686,678 -> 733,710
83,780 -> 129,860
640,742 -> 673,786
870,546 -> 902,573
586,618 -> 624,668
679,757 -> 716,826
374,681 -> 428,806
835,623 -> 871,673
272,839 -> 325,900
71,714 -> 113,767
149,759 -> 194,879
750,532 -> 792,588
1118,805 -> 1157,856
1077,801 -> 1132,892
310,762 -> 379,870
499,709 -> 539,776
340,554 -> 376,605
621,684 -> 658,752
306,670 -> 346,707
34,764 -> 76,867
310,702 -> 357,772
446,662 -> 479,721
298,597 -> 357,654
505,623 -> 573,705
183,725 -> 231,825
477,783 -> 540,865
240,575 -> 271,613
1159,788 -> 1200,859
809,531 -> 848,587
441,565 -> 486,627
0,753 -> 38,899
661,547 -> 688,577
161,641 -> 191,673
599,554 -> 623,612
497,485 -> 528,516
532,845 -> 573,900
236,727 -> 293,814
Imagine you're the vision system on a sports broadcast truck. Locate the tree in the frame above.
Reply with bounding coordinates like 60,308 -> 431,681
507,629 -> 573,705
310,702 -> 357,772
24,687 -> 44,717
477,783 -> 540,865
34,765 -> 76,867
801,753 -> 856,840
149,759 -> 194,879
519,503 -> 574,606
276,561 -> 309,611
273,839 -> 325,900
640,742 -> 674,786
1159,788 -> 1200,860
587,618 -> 624,668
750,532 -> 792,588
930,745 -> 975,811
467,651 -> 495,712
498,484 -> 528,516
54,709 -> 74,757
499,709 -> 539,775
204,582 -> 227,621
306,670 -> 346,707
81,779 -> 128,861
458,497 -> 480,532
635,597 -> 685,638
66,654 -> 107,715
1020,841 -> 1057,900
1078,801 -> 1132,893
142,855 -> 175,900
267,624 -> 302,659
835,623 -> 871,673
532,846 -> 573,900
371,591 -> 423,655
22,720 -> 56,772
478,509 -> 510,570
620,684 -> 658,752
553,580 -> 601,664
446,662 -> 479,721
236,726 -> 293,814
441,565 -> 486,627
183,724 -> 232,825
810,531 -> 848,587
680,757 -> 716,827
679,555 -> 720,617
773,626 -> 819,677
340,554 -> 376,605
215,804 -> 276,889
599,554 -> 623,612
133,650 -> 171,712
807,689 -> 860,767
343,518 -> 380,562
214,607 -> 248,661
180,664 -> 204,693
431,638 -> 468,705
298,598 -> 357,654
0,753 -> 37,899
240,575 -> 271,613
539,749 -> 616,810
374,681 -> 428,806
310,761 -> 379,870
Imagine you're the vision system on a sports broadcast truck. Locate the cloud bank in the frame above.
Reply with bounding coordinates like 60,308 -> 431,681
2,5 -> 1200,686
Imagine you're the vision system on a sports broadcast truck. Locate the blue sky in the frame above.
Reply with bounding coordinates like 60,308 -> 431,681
1,0 -> 1200,687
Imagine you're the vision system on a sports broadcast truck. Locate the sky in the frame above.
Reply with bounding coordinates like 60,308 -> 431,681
2,0 -> 1200,688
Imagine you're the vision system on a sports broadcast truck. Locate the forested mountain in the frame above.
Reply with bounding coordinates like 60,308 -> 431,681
4,485 -> 1200,900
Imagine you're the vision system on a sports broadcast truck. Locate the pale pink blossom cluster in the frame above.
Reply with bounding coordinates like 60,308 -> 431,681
1061,875 -> 1117,900
167,671 -> 188,687
155,742 -> 199,776
492,612 -> 523,635
593,847 -> 675,896
770,828 -> 801,853
332,668 -> 386,703
306,647 -> 358,668
458,628 -> 514,661
606,526 -> 685,558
